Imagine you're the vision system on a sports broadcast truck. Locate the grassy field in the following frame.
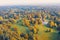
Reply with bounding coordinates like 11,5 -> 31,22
10,22 -> 60,40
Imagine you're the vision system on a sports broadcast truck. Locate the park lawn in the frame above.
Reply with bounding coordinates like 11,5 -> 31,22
38,24 -> 59,40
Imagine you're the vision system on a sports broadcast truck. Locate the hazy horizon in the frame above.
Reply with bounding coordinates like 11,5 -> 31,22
0,0 -> 60,6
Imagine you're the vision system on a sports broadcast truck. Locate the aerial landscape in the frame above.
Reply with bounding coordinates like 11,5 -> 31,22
0,5 -> 60,40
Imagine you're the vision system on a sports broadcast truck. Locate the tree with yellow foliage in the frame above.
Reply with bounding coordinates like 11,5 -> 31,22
10,37 -> 16,40
0,16 -> 3,21
9,18 -> 17,23
31,18 -> 35,24
33,22 -> 39,34
23,18 -> 30,27
33,34 -> 39,40
14,15 -> 19,20
0,29 -> 3,35
48,20 -> 57,27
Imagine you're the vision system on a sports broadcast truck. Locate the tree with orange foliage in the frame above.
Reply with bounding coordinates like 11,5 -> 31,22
23,18 -> 30,27
33,21 -> 39,34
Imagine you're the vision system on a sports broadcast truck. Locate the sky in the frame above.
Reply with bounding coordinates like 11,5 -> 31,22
0,0 -> 60,6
